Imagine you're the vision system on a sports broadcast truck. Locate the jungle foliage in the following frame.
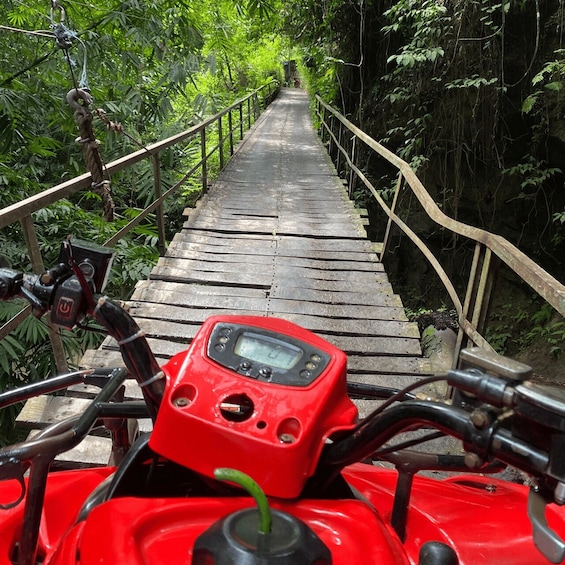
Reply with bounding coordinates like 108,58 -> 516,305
0,0 -> 283,440
284,0 -> 565,268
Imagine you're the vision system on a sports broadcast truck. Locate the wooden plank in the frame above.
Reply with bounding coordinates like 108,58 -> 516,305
150,262 -> 387,285
155,254 -> 385,274
192,213 -> 367,230
80,347 -> 431,379
147,270 -> 273,288
185,222 -> 366,239
173,230 -> 377,253
347,356 -> 431,375
134,279 -> 267,299
141,277 -> 397,307
168,241 -> 380,262
126,304 -> 420,339
17,395 -> 91,430
68,380 -> 144,400
269,285 -> 395,304
81,348 -> 137,368
133,285 -> 269,312
267,298 -> 405,318
271,277 -> 391,293
121,318 -> 421,357
129,281 -> 406,323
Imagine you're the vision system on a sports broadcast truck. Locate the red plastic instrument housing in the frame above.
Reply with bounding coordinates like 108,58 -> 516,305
150,315 -> 358,498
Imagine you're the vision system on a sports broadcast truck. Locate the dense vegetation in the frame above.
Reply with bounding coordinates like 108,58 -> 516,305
284,0 -> 565,364
0,0 -> 282,441
287,1 -> 565,263
2,0 -> 565,440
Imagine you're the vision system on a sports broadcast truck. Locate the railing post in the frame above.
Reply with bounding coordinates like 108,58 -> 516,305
336,122 -> 343,174
20,215 -> 68,374
320,105 -> 328,145
316,99 -> 323,141
253,93 -> 260,121
239,103 -> 244,140
218,115 -> 224,170
328,115 -> 335,157
201,129 -> 208,193
228,110 -> 234,156
348,135 -> 358,199
455,243 -> 500,362
380,173 -> 404,261
152,154 -> 167,255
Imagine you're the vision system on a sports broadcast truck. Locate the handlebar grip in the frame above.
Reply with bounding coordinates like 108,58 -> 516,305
0,269 -> 23,300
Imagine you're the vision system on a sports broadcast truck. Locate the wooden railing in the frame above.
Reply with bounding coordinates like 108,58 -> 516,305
0,82 -> 279,371
316,95 -> 565,363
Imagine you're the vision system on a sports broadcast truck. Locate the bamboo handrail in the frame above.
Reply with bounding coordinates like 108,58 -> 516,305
316,95 -> 565,359
0,83 -> 279,350
0,84 -> 278,230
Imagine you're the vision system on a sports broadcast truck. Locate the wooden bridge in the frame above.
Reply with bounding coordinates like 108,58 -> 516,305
14,88 -> 428,464
6,85 -> 565,465
82,88 -> 428,380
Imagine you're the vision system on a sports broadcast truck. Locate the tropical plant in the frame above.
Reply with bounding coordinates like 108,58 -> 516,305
0,0 -> 283,440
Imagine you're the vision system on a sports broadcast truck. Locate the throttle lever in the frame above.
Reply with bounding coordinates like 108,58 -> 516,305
528,490 -> 565,563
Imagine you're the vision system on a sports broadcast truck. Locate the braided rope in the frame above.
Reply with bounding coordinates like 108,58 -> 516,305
67,89 -> 114,221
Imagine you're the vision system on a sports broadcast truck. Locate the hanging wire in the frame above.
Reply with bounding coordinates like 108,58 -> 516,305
0,25 -> 54,39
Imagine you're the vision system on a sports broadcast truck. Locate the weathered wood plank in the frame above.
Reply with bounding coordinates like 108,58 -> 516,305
347,356 -> 432,375
269,285 -> 395,304
134,280 -> 396,307
111,318 -> 421,357
151,259 -> 388,285
173,230 -> 377,252
81,345 -> 430,379
126,304 -> 420,339
17,395 -> 92,430
151,262 -> 388,285
168,240 -> 381,263
155,254 -> 386,274
131,285 -> 405,320
27,430 -> 112,468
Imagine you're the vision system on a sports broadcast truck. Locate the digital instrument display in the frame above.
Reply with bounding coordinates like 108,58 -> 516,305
234,332 -> 303,370
206,321 -> 332,386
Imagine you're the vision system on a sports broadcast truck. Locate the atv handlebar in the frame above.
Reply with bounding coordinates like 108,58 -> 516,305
3,241 -> 565,563
0,239 -> 164,419
3,244 -> 565,491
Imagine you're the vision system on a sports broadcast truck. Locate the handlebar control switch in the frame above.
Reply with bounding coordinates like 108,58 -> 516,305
51,277 -> 86,329
450,348 -> 533,412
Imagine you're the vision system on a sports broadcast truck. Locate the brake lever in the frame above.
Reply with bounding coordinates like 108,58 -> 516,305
528,490 -> 565,564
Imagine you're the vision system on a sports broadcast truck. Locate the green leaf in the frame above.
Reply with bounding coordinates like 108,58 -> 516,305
544,81 -> 563,92
521,94 -> 538,114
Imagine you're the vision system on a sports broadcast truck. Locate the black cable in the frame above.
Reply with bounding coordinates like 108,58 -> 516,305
352,374 -> 449,433
372,430 -> 446,457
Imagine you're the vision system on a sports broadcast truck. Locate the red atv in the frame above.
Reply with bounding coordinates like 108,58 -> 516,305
0,238 -> 564,565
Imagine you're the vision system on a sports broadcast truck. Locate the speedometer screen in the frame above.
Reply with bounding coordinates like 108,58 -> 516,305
234,332 -> 303,370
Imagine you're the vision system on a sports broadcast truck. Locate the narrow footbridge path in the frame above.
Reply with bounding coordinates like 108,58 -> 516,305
84,88 -> 430,391
19,89 -> 431,460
